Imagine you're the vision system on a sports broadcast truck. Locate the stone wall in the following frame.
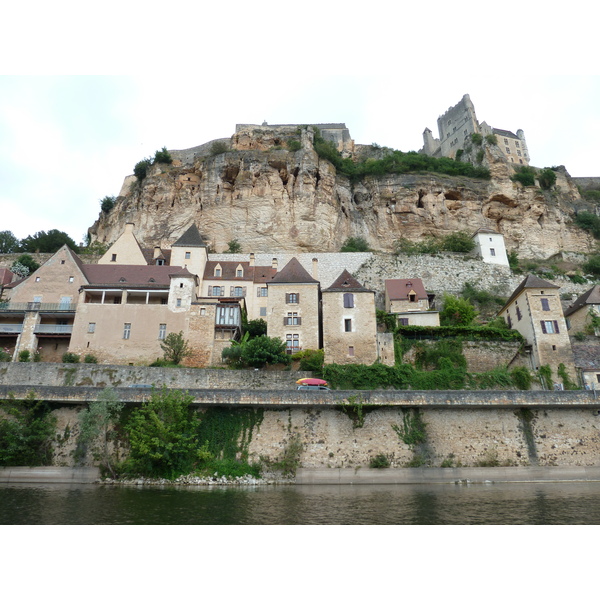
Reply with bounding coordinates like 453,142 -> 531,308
573,177 -> 600,191
14,401 -> 600,469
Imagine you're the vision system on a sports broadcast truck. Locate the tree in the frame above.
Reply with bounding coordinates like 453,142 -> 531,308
511,166 -> 536,187
226,239 -> 242,253
246,318 -> 267,338
340,236 -> 371,252
11,254 -> 40,276
76,388 -> 123,477
210,141 -> 228,156
153,146 -> 173,164
20,229 -> 78,253
160,331 -> 192,365
240,335 -> 291,368
100,196 -> 116,214
440,294 -> 478,326
441,231 -> 475,253
0,230 -> 20,253
134,158 -> 153,180
539,168 -> 557,190
583,255 -> 600,277
124,388 -> 203,478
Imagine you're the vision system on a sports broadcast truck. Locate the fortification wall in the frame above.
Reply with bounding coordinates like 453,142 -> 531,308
573,177 -> 600,191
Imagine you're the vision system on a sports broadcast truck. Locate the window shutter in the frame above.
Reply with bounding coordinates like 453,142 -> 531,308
243,287 -> 247,296
285,293 -> 290,303
257,288 -> 261,297
297,293 -> 300,303
554,320 -> 559,333
208,286 -> 212,296
541,320 -> 547,333
297,317 -> 302,325
283,317 -> 287,326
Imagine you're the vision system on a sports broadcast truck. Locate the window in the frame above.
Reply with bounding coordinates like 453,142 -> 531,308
515,141 -> 520,148
35,277 -> 40,282
257,287 -> 268,297
399,318 -> 409,326
68,276 -> 74,283
507,315 -> 512,328
517,150 -> 522,157
215,268 -> 221,277
541,298 -> 550,311
111,254 -> 117,262
504,138 -> 509,145
156,259 -> 165,266
286,293 -> 299,304
260,307 -> 267,317
286,334 -> 300,354
541,320 -> 559,334
409,293 -> 417,302
176,298 -> 182,307
348,346 -> 355,357
158,324 -> 167,340
200,308 -> 206,316
123,323 -> 131,339
236,269 -> 243,277
343,293 -> 354,308
490,248 -> 496,256
231,286 -> 245,297
344,318 -> 352,332
285,312 -> 300,326
88,322 -> 96,333
185,252 -> 191,259
209,286 -> 223,297
516,307 -> 522,321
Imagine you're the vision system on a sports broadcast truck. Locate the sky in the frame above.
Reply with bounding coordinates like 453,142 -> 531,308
1,2 -> 599,245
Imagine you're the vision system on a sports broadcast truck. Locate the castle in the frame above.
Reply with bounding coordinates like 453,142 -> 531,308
421,94 -> 530,165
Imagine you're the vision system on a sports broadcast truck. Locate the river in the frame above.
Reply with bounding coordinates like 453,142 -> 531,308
3,481 -> 600,524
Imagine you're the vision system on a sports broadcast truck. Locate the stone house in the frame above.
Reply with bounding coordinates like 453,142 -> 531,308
384,278 -> 439,327
471,228 -> 509,267
564,285 -> 600,336
321,270 -> 378,365
498,274 -> 576,382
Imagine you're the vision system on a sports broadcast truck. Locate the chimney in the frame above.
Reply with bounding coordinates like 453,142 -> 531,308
312,258 -> 318,280
272,258 -> 278,271
125,223 -> 135,234
153,246 -> 161,259
249,253 -> 255,267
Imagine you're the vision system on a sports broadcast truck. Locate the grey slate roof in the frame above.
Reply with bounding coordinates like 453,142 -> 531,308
572,345 -> 600,370
565,285 -> 600,318
171,224 -> 206,247
493,128 -> 519,140
323,270 -> 372,293
499,274 -> 560,313
268,257 -> 319,285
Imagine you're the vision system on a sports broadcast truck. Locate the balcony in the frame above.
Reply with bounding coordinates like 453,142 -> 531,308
34,324 -> 74,335
0,302 -> 76,312
0,324 -> 23,334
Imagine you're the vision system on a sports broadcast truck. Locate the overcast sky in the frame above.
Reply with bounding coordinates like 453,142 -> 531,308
1,2 -> 598,244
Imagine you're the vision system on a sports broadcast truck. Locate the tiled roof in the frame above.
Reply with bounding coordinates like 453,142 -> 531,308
323,270 -> 371,293
565,285 -> 600,318
253,266 -> 277,284
141,248 -> 172,265
385,278 -> 428,300
493,128 -> 519,140
204,261 -> 253,281
499,274 -> 559,313
268,257 -> 319,284
572,345 -> 600,370
81,264 -> 185,287
172,224 -> 206,247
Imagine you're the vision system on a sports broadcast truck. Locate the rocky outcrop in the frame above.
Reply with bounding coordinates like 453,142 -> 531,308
89,128 -> 595,259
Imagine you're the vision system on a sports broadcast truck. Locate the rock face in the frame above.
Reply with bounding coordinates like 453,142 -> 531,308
89,127 -> 595,259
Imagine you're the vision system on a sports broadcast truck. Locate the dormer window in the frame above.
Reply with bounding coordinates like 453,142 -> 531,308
214,264 -> 222,277
409,293 -> 417,302
185,252 -> 191,259
119,277 -> 126,283
236,265 -> 243,277
156,259 -> 165,266
148,278 -> 155,283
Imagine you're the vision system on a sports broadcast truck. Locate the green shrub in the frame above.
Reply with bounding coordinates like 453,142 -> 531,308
574,331 -> 587,341
0,348 -> 12,362
539,365 -> 553,390
160,331 -> 192,365
485,134 -> 498,145
237,335 -> 291,368
84,354 -> 98,364
100,196 -> 116,214
153,146 -> 172,164
512,166 -> 536,187
210,141 -> 229,156
225,239 -> 242,253
298,349 -> 324,373
575,212 -> 600,239
245,318 -> 267,339
62,352 -> 80,363
441,231 -> 475,253
369,454 -> 390,469
440,294 -> 478,326
511,366 -> 532,390
18,350 -> 30,362
133,158 -> 152,181
539,168 -> 557,190
287,139 -> 302,151
583,255 -> 600,277
476,149 -> 485,164
471,133 -> 483,146
340,236 -> 371,252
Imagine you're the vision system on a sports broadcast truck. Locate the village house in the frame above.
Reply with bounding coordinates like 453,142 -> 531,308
384,278 -> 439,327
498,274 -> 576,383
564,285 -> 600,336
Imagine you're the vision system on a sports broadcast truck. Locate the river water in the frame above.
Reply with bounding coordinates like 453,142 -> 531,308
3,481 -> 600,524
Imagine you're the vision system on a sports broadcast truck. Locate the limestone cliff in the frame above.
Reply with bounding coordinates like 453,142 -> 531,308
89,126 -> 595,259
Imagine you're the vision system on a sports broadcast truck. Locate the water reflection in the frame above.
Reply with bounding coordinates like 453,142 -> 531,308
3,482 -> 600,525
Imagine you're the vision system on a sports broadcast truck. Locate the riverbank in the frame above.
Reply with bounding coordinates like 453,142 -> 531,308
5,465 -> 600,486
